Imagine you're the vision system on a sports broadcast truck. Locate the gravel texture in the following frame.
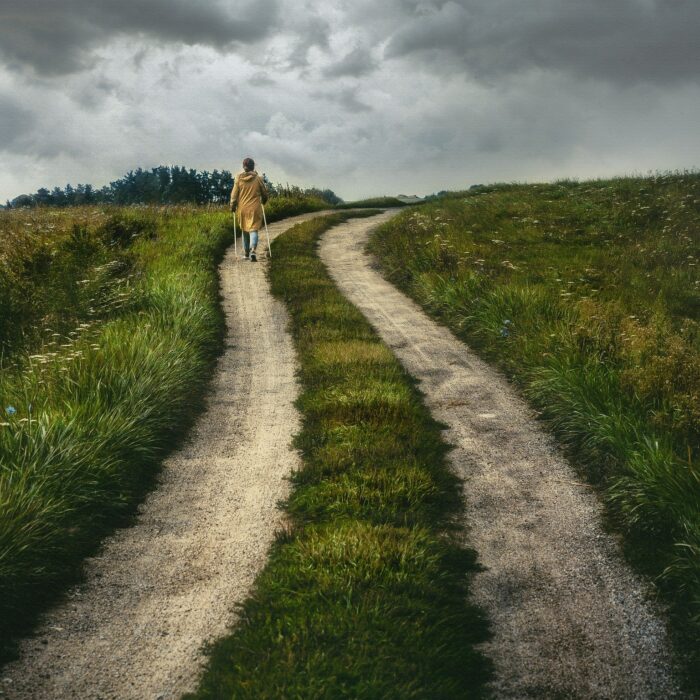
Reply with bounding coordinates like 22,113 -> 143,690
0,211 -> 331,700
320,212 -> 685,700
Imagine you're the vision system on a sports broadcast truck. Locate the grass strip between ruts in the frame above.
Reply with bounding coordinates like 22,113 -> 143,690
187,212 -> 490,699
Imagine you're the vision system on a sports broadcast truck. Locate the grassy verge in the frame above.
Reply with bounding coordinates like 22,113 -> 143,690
0,197 -> 323,660
370,173 -> 700,685
187,212 -> 490,699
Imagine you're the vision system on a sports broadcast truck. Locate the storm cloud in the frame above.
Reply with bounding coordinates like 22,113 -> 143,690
383,0 -> 700,86
323,47 -> 377,79
0,94 -> 35,152
0,0 -> 279,75
0,0 -> 698,202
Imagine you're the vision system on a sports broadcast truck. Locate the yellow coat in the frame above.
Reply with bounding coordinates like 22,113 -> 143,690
230,171 -> 269,232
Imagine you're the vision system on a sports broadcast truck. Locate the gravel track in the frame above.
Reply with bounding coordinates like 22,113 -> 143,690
320,212 -> 684,699
1,210 -> 687,699
0,211 -> 332,700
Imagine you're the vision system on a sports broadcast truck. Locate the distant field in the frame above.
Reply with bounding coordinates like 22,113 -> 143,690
336,196 -> 411,209
0,195 -> 325,657
371,173 -> 700,675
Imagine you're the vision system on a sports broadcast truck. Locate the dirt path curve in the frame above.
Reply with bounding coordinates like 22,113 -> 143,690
1,210 -> 334,700
320,213 -> 683,699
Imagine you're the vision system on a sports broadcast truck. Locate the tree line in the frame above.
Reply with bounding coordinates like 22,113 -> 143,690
4,165 -> 342,208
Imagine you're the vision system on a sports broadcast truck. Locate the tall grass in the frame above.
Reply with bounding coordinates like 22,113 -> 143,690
371,172 -> 700,685
187,212 -> 490,699
0,197 -> 324,659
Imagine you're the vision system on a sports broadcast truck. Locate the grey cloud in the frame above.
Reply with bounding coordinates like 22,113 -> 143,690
0,95 -> 35,152
246,134 -> 319,177
0,92 -> 84,160
72,77 -> 121,109
283,13 -> 331,68
249,71 -> 276,87
323,47 -> 377,78
337,88 -> 372,113
311,87 -> 371,113
0,0 -> 280,75
384,0 -> 700,85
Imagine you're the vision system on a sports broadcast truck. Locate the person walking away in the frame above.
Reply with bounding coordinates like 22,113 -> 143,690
230,157 -> 269,262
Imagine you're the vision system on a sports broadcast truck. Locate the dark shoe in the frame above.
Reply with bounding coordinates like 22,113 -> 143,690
250,251 -> 257,262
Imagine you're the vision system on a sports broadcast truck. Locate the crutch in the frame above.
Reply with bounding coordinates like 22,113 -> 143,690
261,199 -> 272,258
233,210 -> 238,260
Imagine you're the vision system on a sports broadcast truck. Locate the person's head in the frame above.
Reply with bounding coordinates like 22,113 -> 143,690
243,157 -> 255,172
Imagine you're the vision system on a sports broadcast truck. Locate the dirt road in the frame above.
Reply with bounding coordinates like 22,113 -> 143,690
320,213 -> 683,699
1,210 -> 685,699
0,211 -> 331,700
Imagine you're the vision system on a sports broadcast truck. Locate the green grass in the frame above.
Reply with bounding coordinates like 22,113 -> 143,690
336,197 -> 411,209
186,212 -> 490,699
370,172 -> 700,686
0,196 -> 324,660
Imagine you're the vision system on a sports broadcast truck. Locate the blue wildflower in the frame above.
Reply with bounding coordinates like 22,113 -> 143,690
500,328 -> 509,338
6,406 -> 17,416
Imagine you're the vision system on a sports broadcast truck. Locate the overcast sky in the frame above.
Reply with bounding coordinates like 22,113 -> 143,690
1,0 -> 699,201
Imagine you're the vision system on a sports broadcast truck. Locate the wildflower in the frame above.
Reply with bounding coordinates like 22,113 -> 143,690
5,406 -> 17,416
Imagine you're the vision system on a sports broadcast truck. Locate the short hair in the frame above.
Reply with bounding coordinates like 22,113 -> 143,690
243,157 -> 255,172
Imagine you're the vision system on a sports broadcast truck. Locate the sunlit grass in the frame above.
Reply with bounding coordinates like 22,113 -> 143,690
187,212 -> 490,699
371,172 -> 700,685
311,340 -> 395,366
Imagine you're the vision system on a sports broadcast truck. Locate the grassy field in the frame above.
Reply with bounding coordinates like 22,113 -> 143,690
0,195 -> 325,658
336,196 -> 410,209
370,173 -> 700,680
187,212 -> 490,699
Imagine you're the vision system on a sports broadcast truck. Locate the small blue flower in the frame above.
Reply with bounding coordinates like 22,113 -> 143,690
500,328 -> 510,338
6,406 -> 17,416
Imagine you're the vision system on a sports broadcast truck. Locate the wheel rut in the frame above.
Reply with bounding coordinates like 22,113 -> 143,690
320,212 -> 683,699
0,211 -> 332,700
